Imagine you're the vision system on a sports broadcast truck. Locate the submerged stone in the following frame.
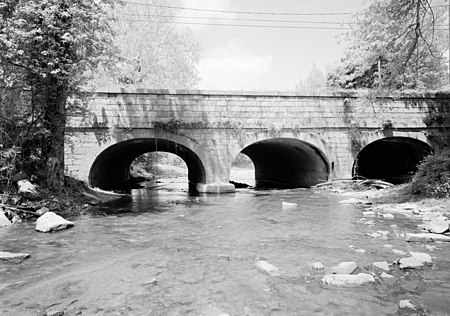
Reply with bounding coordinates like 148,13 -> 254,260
322,273 -> 375,286
282,201 -> 297,210
372,261 -> 390,272
255,260 -> 280,276
35,212 -> 74,233
380,272 -> 395,279
339,198 -> 368,204
398,299 -> 416,309
405,233 -> 450,242
392,249 -> 407,256
312,262 -> 324,270
331,261 -> 357,274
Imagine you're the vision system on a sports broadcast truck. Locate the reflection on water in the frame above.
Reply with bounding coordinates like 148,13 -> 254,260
1,181 -> 450,315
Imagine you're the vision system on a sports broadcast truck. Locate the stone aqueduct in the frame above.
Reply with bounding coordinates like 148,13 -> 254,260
65,89 -> 449,193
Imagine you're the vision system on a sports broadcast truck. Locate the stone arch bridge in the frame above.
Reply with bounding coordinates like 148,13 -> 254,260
65,89 -> 450,193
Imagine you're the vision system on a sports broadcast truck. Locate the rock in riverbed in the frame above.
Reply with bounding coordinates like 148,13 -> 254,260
312,262 -> 324,270
255,260 -> 280,276
0,251 -> 30,263
372,261 -> 390,272
17,179 -> 39,199
409,252 -> 432,264
405,233 -> 450,242
398,257 -> 423,269
322,273 -> 375,286
331,261 -> 358,274
281,202 -> 297,210
35,212 -> 74,233
421,221 -> 449,234
0,210 -> 12,227
398,299 -> 426,314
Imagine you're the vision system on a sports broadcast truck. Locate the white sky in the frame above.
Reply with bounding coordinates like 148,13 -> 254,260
175,0 -> 369,91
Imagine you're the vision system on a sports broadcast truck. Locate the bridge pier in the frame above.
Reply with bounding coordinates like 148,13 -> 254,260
196,182 -> 235,193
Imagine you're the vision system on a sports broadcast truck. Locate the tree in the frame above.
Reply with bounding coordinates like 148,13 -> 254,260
0,0 -> 115,190
328,0 -> 449,90
295,63 -> 328,94
89,0 -> 200,90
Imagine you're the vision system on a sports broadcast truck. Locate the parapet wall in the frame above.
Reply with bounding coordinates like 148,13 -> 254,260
69,89 -> 449,132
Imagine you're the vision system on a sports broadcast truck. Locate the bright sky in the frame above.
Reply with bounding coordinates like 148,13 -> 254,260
174,0 -> 369,91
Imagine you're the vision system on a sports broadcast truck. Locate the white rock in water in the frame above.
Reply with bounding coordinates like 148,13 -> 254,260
399,257 -> 423,269
409,252 -> 432,264
405,233 -> 450,242
425,245 -> 436,251
0,211 -> 12,227
423,221 -> 449,234
35,212 -> 74,233
363,211 -> 376,216
312,262 -> 324,270
282,202 -> 297,210
339,198 -> 367,204
382,213 -> 394,219
392,249 -> 407,256
382,206 -> 414,215
373,261 -> 390,272
398,300 -> 417,310
322,273 -> 375,286
46,311 -> 65,316
0,251 -> 30,262
331,261 -> 358,274
366,230 -> 389,238
380,272 -> 395,279
255,260 -> 280,276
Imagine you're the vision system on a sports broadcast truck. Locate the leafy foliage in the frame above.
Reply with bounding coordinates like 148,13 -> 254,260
0,0 -> 115,89
328,0 -> 449,90
410,150 -> 450,198
89,0 -> 200,90
0,0 -> 115,190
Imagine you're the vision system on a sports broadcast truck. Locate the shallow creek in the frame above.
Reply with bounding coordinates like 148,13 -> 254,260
1,182 -> 450,315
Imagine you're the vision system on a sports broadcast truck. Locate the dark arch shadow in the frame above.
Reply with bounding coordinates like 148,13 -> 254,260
240,138 -> 330,189
89,138 -> 206,191
352,137 -> 432,184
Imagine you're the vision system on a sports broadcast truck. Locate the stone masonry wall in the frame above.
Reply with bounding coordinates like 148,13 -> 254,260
65,89 -> 449,187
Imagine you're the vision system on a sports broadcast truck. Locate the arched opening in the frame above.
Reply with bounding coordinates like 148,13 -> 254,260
229,153 -> 255,188
237,138 -> 330,189
89,138 -> 206,191
130,152 -> 188,179
352,137 -> 432,184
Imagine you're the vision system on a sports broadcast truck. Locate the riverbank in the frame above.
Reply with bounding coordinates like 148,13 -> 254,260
0,177 -> 124,225
315,179 -> 450,210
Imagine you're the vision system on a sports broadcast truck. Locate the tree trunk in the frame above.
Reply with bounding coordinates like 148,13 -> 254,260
40,76 -> 68,191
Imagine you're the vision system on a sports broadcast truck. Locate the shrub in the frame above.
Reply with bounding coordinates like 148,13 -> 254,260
409,150 -> 450,198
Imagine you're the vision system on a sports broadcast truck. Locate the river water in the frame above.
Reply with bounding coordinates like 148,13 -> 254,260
1,179 -> 450,315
